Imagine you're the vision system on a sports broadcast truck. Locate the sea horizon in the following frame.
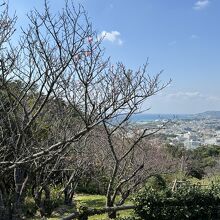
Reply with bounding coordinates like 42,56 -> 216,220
129,113 -> 194,122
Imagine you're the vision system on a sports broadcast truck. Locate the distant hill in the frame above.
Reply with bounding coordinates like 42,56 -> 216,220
195,111 -> 220,119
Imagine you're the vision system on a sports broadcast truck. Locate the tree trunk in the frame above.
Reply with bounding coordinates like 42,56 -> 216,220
0,182 -> 13,220
13,167 -> 27,219
42,186 -> 52,217
33,190 -> 42,215
34,186 -> 52,217
106,201 -> 117,219
64,186 -> 74,206
0,205 -> 12,220
108,210 -> 117,219
0,178 -> 24,220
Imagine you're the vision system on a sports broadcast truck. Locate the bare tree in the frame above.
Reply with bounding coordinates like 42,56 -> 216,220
62,125 -> 176,220
59,136 -> 93,206
94,121 -> 174,218
0,0 -> 170,219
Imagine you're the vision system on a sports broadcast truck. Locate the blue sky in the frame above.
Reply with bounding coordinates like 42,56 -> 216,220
9,0 -> 220,114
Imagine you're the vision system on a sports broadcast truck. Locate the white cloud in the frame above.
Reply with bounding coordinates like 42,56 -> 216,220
165,91 -> 220,102
193,0 -> 210,10
206,96 -> 220,102
166,91 -> 202,99
143,90 -> 220,114
99,31 -> 123,45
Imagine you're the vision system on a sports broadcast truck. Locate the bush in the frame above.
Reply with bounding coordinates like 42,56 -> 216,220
134,184 -> 220,219
22,186 -> 64,218
115,217 -> 140,220
50,186 -> 64,208
77,176 -> 109,195
23,197 -> 38,217
145,175 -> 167,190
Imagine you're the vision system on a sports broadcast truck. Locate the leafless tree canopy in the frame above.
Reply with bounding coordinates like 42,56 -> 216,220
0,1 -> 171,219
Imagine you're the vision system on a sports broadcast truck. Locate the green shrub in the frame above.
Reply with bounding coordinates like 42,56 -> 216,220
145,175 -> 167,190
77,177 -> 108,195
134,185 -> 220,219
115,217 -> 140,220
23,196 -> 38,217
50,186 -> 64,208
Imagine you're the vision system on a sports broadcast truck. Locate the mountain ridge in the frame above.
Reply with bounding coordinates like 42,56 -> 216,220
195,111 -> 220,118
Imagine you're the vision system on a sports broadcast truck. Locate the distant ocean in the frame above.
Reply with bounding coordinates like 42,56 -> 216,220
129,114 -> 192,122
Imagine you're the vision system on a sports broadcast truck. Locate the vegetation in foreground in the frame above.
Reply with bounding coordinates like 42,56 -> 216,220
24,194 -> 133,220
135,182 -> 220,220
24,176 -> 220,219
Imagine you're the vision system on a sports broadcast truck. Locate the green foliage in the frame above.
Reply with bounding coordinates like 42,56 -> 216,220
77,181 -> 105,195
50,186 -> 64,209
166,144 -> 220,179
22,187 -> 64,218
145,175 -> 167,191
75,194 -> 134,220
166,143 -> 185,158
23,197 -> 38,217
193,145 -> 220,158
186,166 -> 205,180
186,145 -> 220,178
75,194 -> 106,209
77,175 -> 109,195
134,185 -> 220,219
115,217 -> 139,220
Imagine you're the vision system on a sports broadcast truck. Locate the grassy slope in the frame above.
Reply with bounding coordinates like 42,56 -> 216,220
29,194 -> 133,219
29,175 -> 220,219
75,194 -> 134,220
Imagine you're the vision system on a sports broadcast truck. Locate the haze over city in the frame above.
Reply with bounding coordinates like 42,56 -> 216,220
10,0 -> 220,114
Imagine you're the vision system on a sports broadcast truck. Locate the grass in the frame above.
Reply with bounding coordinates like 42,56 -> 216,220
188,175 -> 220,186
162,173 -> 220,191
25,176 -> 220,219
27,194 -> 134,219
75,194 -> 134,220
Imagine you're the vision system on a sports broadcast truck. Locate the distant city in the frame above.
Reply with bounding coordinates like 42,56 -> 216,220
132,111 -> 220,149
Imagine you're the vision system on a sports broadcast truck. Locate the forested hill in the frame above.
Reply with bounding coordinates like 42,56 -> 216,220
196,111 -> 220,119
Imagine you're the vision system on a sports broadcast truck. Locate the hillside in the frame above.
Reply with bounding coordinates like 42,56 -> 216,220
196,111 -> 220,119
